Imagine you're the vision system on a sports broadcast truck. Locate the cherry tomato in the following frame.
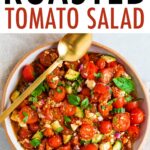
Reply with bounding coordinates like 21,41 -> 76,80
98,104 -> 112,117
80,61 -> 98,79
18,128 -> 31,139
44,128 -> 54,137
22,65 -> 35,82
113,97 -> 125,108
22,141 -> 33,149
39,139 -> 47,150
46,74 -> 59,89
125,101 -> 139,112
96,58 -> 106,70
128,125 -> 140,139
107,61 -> 118,68
81,87 -> 90,97
94,83 -> 109,94
49,86 -> 66,102
99,68 -> 114,84
19,106 -> 38,124
112,113 -> 130,132
90,93 -> 99,103
99,121 -> 112,134
48,135 -> 62,148
61,102 -> 76,116
29,123 -> 39,133
130,108 -> 144,124
80,54 -> 90,64
81,144 -> 98,150
79,124 -> 95,140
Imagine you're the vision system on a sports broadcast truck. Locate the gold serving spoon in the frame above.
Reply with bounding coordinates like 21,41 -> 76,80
0,33 -> 92,123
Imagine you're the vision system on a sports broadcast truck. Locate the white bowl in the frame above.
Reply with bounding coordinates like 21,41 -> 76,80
1,41 -> 150,150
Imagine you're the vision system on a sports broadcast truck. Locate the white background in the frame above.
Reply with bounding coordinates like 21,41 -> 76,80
0,0 -> 150,33
0,34 -> 150,149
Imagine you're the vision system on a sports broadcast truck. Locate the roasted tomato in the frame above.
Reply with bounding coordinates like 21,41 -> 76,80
99,121 -> 112,134
125,101 -> 139,112
29,123 -> 39,133
113,97 -> 125,108
19,106 -> 38,124
98,104 -> 113,117
79,124 -> 95,140
18,128 -> 31,139
46,74 -> 59,89
128,125 -> 140,139
22,65 -> 35,82
80,61 -> 98,79
130,108 -> 144,124
96,58 -> 106,70
48,135 -> 62,148
112,113 -> 130,132
81,144 -> 98,150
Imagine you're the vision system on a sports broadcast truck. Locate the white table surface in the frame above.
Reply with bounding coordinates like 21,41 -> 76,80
0,34 -> 150,150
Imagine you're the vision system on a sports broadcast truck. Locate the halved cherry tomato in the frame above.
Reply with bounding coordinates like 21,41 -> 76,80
128,125 -> 140,139
99,121 -> 112,134
61,102 -> 76,116
80,61 -> 98,79
18,128 -> 31,139
94,83 -> 109,94
112,86 -> 124,98
48,135 -> 62,148
130,108 -> 144,124
114,64 -> 125,77
22,65 -> 35,82
113,97 -> 125,108
19,106 -> 38,124
112,113 -> 130,132
79,124 -> 95,140
49,86 -> 66,102
29,123 -> 39,133
125,101 -> 139,112
96,58 -> 106,70
98,104 -> 112,117
44,128 -> 54,137
46,74 -> 59,89
99,68 -> 114,84
81,144 -> 98,150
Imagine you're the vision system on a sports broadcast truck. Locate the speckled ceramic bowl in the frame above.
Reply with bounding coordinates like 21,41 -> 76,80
1,41 -> 150,150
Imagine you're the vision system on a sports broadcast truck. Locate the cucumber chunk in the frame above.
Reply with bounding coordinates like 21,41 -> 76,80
63,135 -> 72,144
101,55 -> 116,63
32,131 -> 43,140
51,120 -> 63,133
92,134 -> 103,143
75,107 -> 84,118
71,124 -> 79,131
113,140 -> 122,150
65,69 -> 80,81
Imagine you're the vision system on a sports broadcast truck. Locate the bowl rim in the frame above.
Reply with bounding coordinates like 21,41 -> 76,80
1,41 -> 150,150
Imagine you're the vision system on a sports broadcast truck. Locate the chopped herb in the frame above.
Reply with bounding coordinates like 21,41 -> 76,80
68,94 -> 80,106
57,87 -> 62,93
101,106 -> 106,110
31,83 -> 45,97
31,105 -> 36,110
81,98 -> 89,109
125,95 -> 133,102
29,97 -> 38,103
107,99 -> 116,105
64,116 -> 71,123
58,81 -> 65,86
30,138 -> 41,147
94,72 -> 101,78
22,112 -> 28,123
43,82 -> 49,91
112,108 -> 125,114
113,77 -> 135,94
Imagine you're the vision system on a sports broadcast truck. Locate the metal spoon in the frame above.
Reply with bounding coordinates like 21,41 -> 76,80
0,33 -> 92,123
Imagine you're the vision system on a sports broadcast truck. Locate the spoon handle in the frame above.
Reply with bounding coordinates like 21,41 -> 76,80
0,58 -> 63,123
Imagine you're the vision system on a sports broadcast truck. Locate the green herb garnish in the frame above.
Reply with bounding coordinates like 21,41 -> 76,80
57,87 -> 62,93
125,95 -> 133,102
113,77 -> 135,94
31,83 -> 45,97
64,116 -> 71,123
68,94 -> 80,106
22,112 -> 28,123
29,97 -> 38,103
94,72 -> 101,78
81,98 -> 89,109
30,139 -> 41,147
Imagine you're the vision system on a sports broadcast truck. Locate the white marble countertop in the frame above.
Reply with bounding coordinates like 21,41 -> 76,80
0,34 -> 150,149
